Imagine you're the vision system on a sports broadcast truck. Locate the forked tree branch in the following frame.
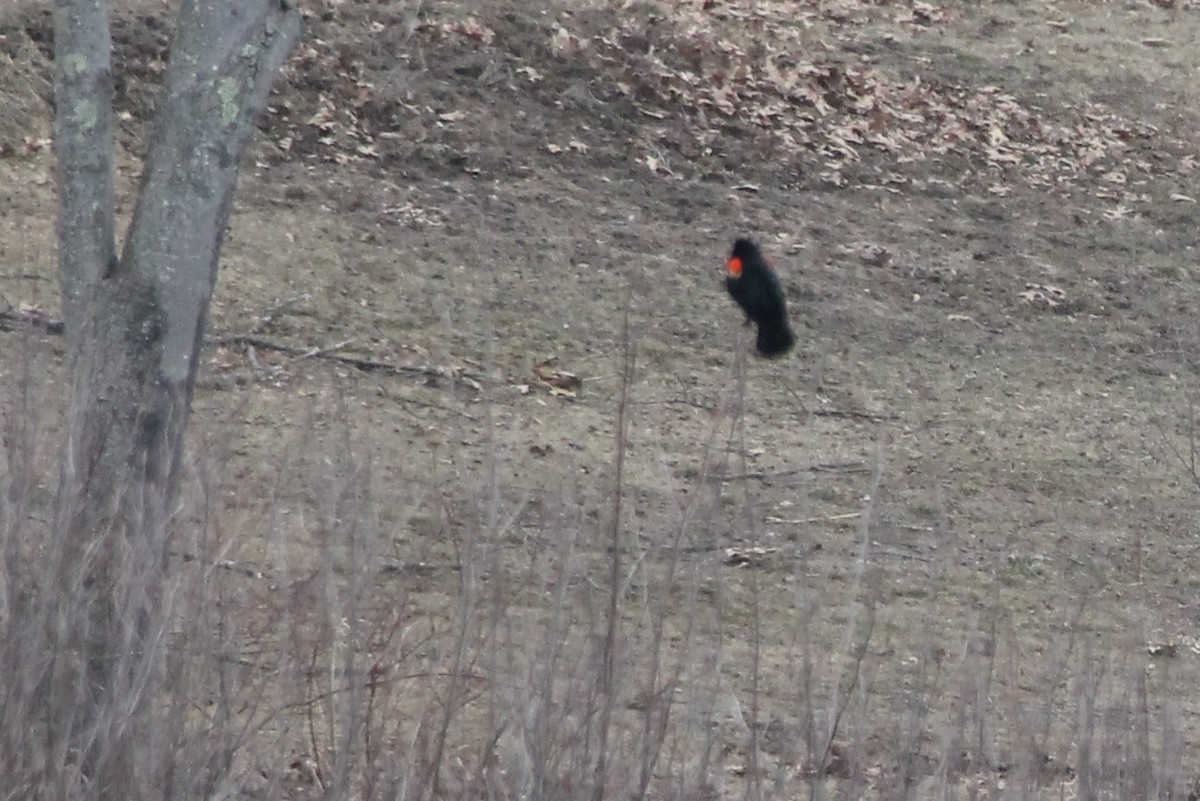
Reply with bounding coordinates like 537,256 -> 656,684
45,1 -> 302,797
120,0 -> 301,386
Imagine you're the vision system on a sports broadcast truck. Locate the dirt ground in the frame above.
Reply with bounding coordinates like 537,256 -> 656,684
5,0 -> 1200,797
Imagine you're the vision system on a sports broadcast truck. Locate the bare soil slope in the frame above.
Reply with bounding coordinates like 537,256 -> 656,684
4,0 -> 1200,796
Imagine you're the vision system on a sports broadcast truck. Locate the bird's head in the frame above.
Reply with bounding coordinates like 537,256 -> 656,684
727,238 -> 761,278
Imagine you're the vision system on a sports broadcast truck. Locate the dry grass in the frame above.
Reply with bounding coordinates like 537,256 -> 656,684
3,0 -> 1200,798
0,318 -> 1191,799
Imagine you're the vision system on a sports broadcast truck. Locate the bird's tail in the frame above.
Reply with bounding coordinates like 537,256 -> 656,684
756,321 -> 795,358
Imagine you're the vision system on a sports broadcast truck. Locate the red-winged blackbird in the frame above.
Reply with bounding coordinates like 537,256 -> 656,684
725,238 -> 796,358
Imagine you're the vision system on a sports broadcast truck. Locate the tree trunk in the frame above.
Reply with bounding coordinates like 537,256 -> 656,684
48,1 -> 300,797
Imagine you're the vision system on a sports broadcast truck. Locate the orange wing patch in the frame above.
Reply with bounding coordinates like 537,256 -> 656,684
726,256 -> 743,277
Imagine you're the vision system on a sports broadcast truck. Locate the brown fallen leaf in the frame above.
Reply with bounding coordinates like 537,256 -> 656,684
533,360 -> 583,399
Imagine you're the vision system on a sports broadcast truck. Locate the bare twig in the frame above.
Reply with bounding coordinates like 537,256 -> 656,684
715,461 -> 869,482
0,315 -> 494,391
872,547 -> 933,563
812,408 -> 898,422
0,307 -> 65,334
287,337 -> 357,362
594,289 -> 637,801
377,384 -> 478,420
169,549 -> 265,579
768,512 -> 862,525
210,333 -> 491,388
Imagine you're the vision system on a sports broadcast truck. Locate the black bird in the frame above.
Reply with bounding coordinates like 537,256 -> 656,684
724,238 -> 795,358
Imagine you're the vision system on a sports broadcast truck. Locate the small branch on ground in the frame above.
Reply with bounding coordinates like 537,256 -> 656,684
0,307 -> 65,334
715,461 -> 869,481
0,312 -> 495,395
286,337 -> 357,362
169,550 -> 265,579
767,512 -> 862,525
871,547 -> 933,562
812,408 -> 897,422
378,560 -> 461,576
377,384 -> 478,420
0,313 -> 492,389
212,333 -> 491,388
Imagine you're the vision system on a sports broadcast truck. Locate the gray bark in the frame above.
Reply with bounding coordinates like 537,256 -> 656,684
45,1 -> 300,798
54,0 -> 116,336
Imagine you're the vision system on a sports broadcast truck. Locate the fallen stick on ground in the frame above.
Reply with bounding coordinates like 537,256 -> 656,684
715,462 -> 870,481
0,310 -> 492,390
212,333 -> 491,389
0,307 -> 64,334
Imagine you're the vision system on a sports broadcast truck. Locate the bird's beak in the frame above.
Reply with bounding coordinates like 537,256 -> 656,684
726,256 -> 743,277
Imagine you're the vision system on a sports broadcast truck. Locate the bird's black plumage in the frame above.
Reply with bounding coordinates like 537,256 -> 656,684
724,238 -> 795,358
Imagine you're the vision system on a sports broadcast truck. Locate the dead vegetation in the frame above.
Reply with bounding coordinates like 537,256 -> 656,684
4,0 -> 1200,798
